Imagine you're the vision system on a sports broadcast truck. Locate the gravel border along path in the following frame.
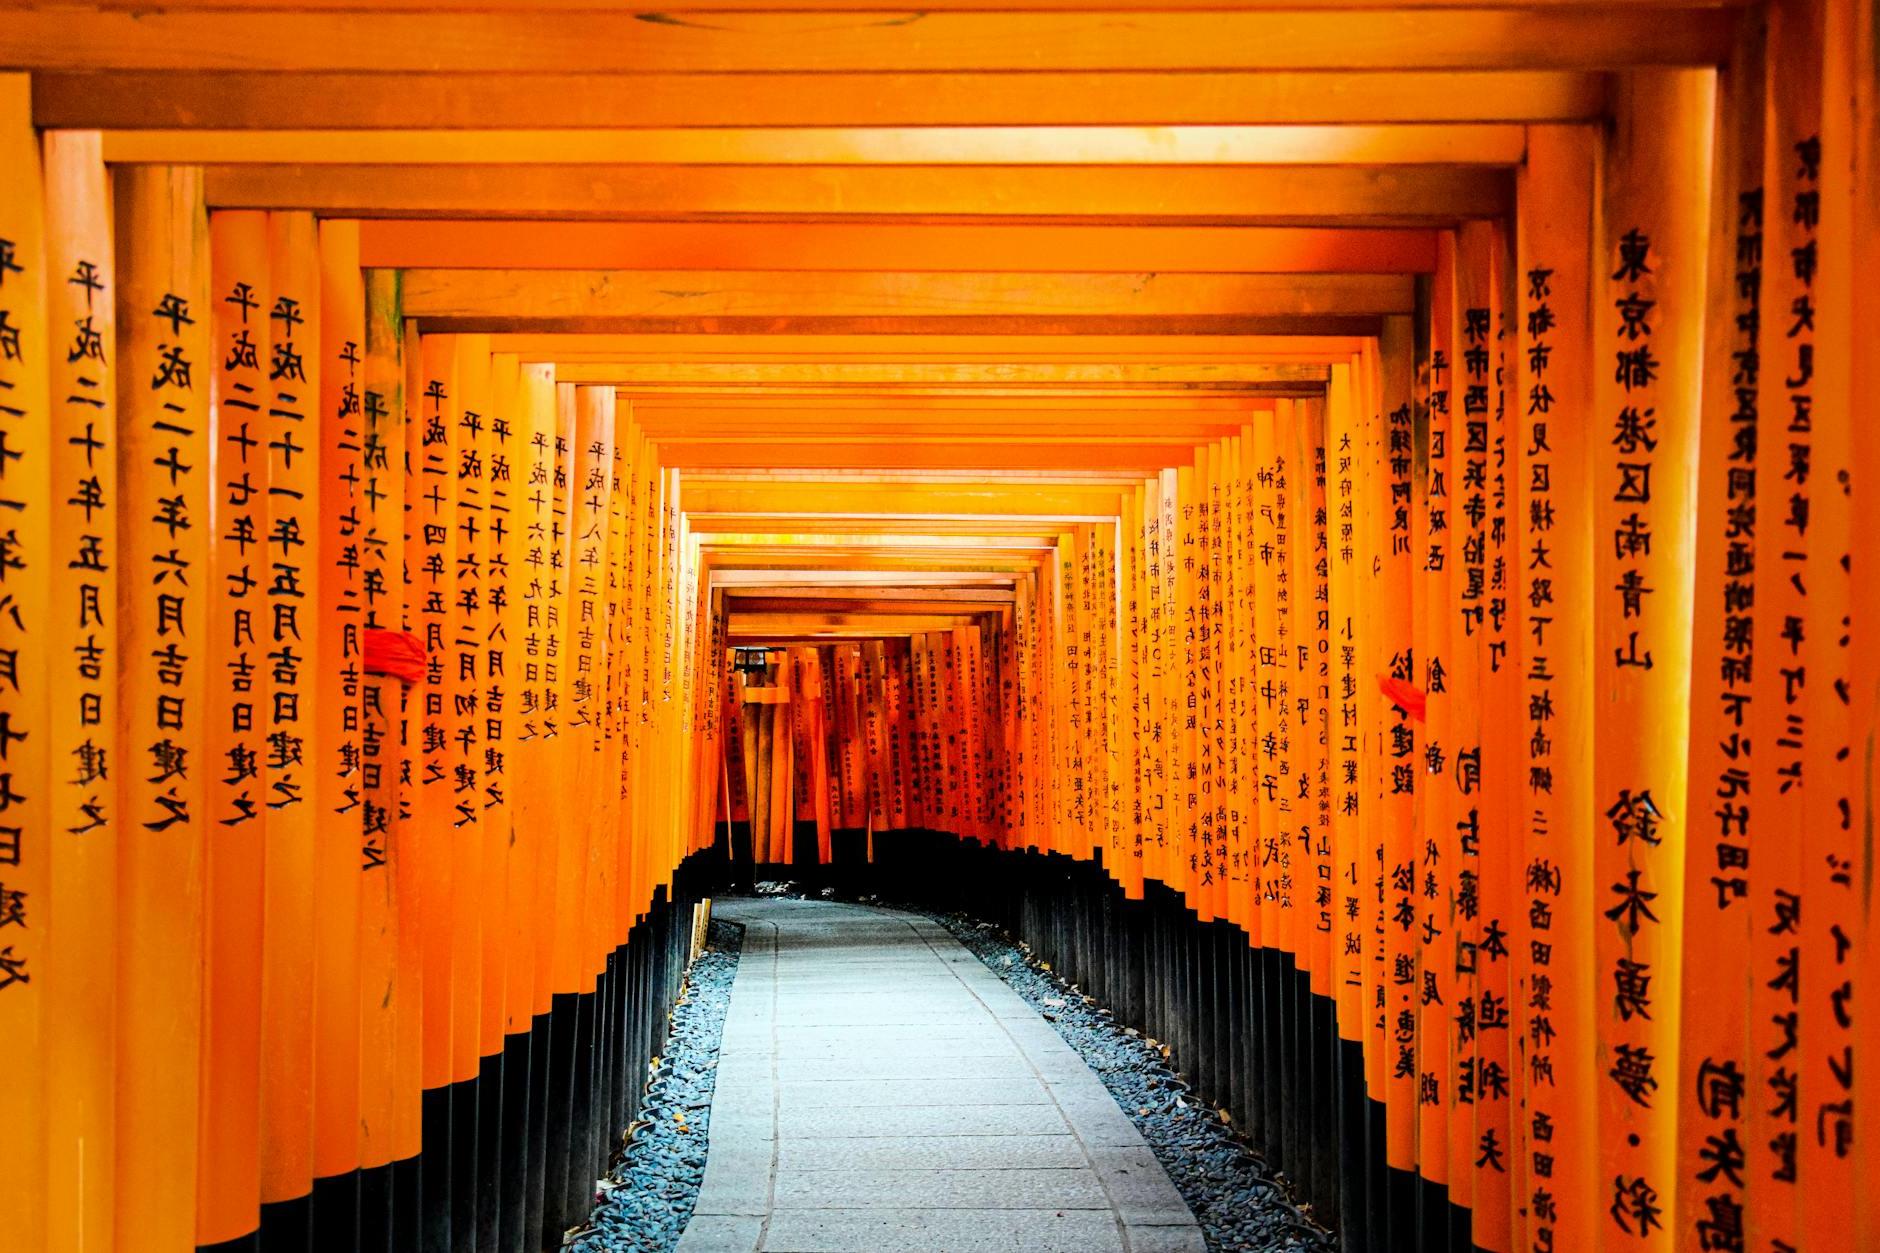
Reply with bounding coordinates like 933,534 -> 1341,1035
573,918 -> 746,1252
920,907 -> 1336,1253
574,895 -> 1333,1253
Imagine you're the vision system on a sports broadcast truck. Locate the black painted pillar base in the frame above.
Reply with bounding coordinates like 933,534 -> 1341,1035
390,1153 -> 421,1253
257,1193 -> 311,1253
498,1030 -> 532,1253
475,1048 -> 504,1252
541,991 -> 578,1239
524,1009 -> 552,1253
358,1161 -> 395,1253
310,1170 -> 359,1253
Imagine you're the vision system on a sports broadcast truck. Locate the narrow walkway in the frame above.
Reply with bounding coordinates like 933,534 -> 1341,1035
678,899 -> 1205,1253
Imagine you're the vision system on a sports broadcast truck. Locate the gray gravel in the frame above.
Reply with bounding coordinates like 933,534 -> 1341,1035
572,919 -> 745,1251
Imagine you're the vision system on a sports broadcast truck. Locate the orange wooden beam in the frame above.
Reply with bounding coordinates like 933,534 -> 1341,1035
27,1 -> 1745,13
32,69 -> 1609,128
359,222 -> 1439,274
548,362 -> 1326,388
205,164 -> 1510,226
627,394 -> 1278,413
728,612 -> 986,637
633,415 -> 1264,444
0,9 -> 1735,72
102,124 -> 1527,167
489,333 -> 1372,361
681,477 -> 1135,517
660,441 -> 1200,470
709,570 -> 1024,587
397,269 -> 1415,328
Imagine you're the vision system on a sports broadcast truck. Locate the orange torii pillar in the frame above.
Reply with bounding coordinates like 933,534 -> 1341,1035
357,266 -> 418,1253
42,124 -> 118,1253
312,217 -> 367,1244
118,163 -> 213,1253
0,121 -> 722,1253
0,72 -> 53,1253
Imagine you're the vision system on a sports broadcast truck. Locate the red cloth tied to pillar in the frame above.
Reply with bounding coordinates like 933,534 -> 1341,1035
362,628 -> 426,684
1377,673 -> 1427,722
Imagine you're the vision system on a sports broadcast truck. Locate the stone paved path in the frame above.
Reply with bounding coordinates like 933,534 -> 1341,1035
677,898 -> 1205,1253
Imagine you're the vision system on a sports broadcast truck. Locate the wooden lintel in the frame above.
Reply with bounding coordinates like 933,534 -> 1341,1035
708,570 -> 1021,587
204,164 -> 1511,226
642,428 -> 1256,447
732,630 -> 970,644
698,518 -> 1090,538
359,222 -> 1439,275
658,442 -> 1197,471
488,332 -> 1370,360
616,387 -> 1314,401
694,513 -> 1114,530
0,11 -> 1734,73
104,124 -> 1527,167
543,361 -> 1328,387
624,394 -> 1279,411
682,479 -> 1132,514
431,315 -> 1386,337
729,613 -> 985,636
657,433 -> 1240,449
397,270 -> 1415,326
706,526 -> 1075,545
632,411 -> 1269,439
723,589 -> 1017,608
33,69 -> 1609,129
703,547 -> 1051,566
